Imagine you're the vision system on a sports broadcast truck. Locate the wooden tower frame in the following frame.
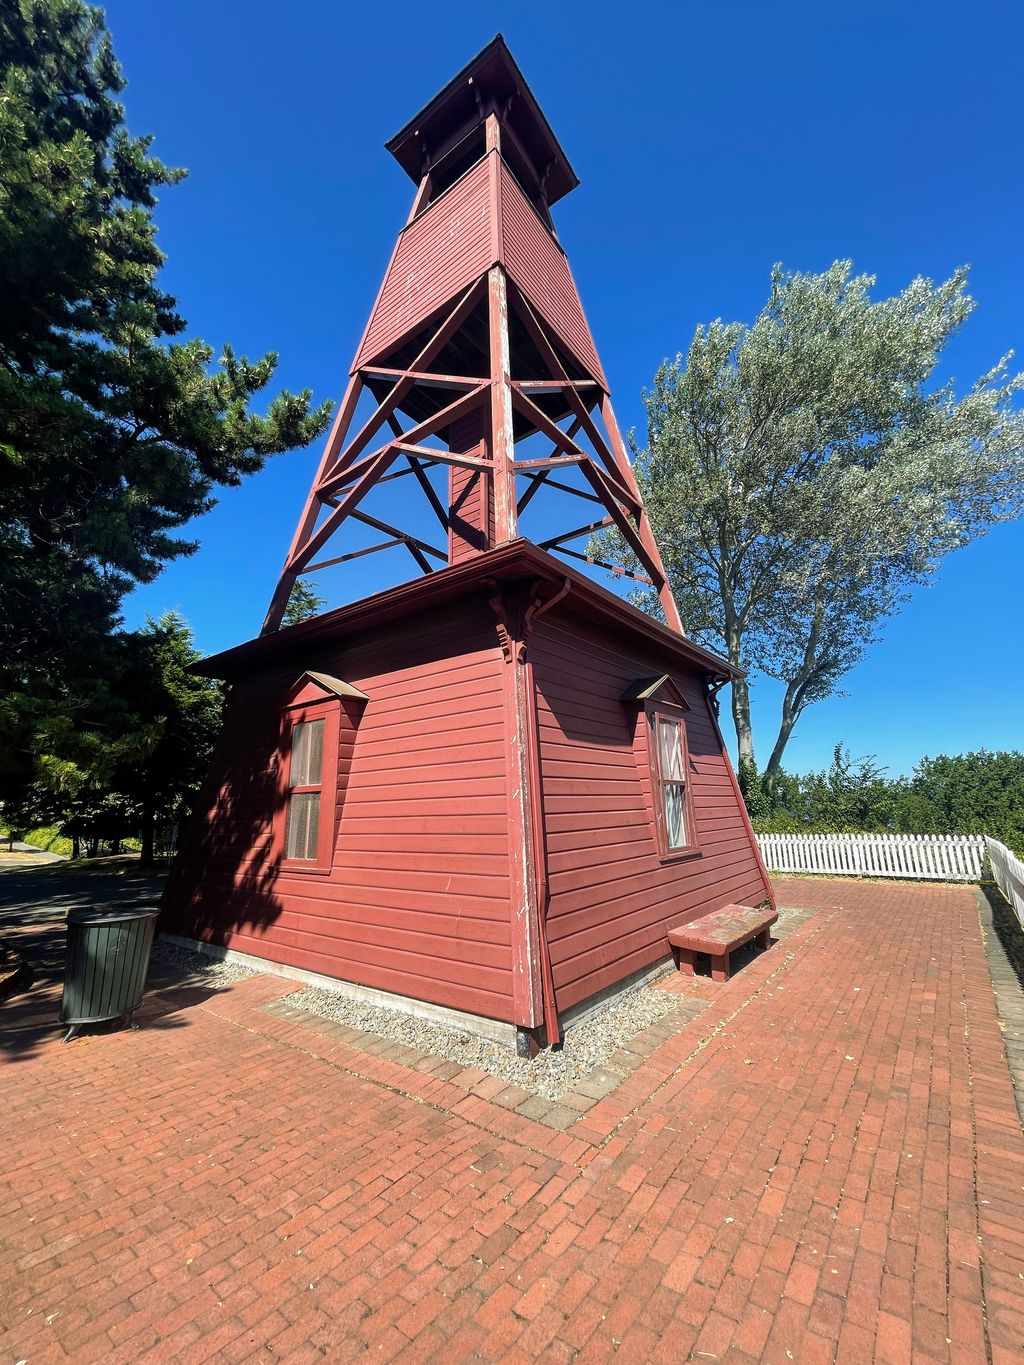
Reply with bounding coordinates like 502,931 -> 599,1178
262,38 -> 682,637
162,37 -> 775,1055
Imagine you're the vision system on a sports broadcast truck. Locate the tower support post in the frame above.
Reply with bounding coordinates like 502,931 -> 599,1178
488,265 -> 518,545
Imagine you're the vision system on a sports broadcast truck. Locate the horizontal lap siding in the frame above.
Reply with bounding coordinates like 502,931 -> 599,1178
162,599 -> 514,1021
499,161 -> 607,388
354,161 -> 492,369
533,617 -> 769,1012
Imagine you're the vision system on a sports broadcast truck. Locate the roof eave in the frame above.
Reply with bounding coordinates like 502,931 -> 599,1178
195,541 -> 740,684
384,35 -> 579,205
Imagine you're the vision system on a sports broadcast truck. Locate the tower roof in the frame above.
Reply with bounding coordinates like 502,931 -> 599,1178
385,35 -> 579,206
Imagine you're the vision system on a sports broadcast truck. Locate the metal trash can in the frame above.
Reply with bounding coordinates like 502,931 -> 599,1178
60,906 -> 160,1042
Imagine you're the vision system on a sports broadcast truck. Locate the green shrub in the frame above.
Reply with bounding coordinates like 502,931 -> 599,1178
22,826 -> 73,856
744,747 -> 1024,854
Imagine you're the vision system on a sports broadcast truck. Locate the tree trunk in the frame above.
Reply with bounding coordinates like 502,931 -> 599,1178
764,708 -> 799,783
730,673 -> 756,770
721,603 -> 755,770
140,798 -> 155,865
72,835 -> 81,859
764,598 -> 825,783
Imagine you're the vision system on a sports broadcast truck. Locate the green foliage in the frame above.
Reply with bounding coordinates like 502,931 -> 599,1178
0,2 -> 331,842
737,758 -> 773,821
282,579 -> 326,627
4,612 -> 223,858
601,261 -> 1024,775
0,0 -> 332,696
895,751 -> 1024,852
749,746 -> 1024,853
23,826 -> 73,856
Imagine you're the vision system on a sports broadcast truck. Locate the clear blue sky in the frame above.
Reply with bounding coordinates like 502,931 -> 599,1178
106,0 -> 1023,777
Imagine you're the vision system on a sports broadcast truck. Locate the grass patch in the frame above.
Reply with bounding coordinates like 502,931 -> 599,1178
0,825 -> 74,856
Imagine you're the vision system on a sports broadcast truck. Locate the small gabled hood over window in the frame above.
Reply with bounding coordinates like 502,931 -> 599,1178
286,672 -> 369,706
620,675 -> 691,711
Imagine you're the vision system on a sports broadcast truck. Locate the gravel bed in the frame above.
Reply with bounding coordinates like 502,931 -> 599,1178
150,937 -> 257,987
284,979 -> 679,1100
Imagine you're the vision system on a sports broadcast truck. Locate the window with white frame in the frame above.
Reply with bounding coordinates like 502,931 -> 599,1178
654,713 -> 689,850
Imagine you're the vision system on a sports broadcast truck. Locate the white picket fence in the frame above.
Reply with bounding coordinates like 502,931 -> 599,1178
987,837 -> 1024,928
756,832 -> 988,882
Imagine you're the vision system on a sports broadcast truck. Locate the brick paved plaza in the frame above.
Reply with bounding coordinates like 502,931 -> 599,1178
2,876 -> 1023,1363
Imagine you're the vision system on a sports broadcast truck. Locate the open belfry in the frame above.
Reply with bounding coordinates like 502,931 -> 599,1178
161,37 -> 774,1052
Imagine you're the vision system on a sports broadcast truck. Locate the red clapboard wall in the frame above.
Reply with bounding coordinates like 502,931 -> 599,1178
532,614 -> 772,1013
352,152 -> 607,388
353,159 -> 493,370
162,598 -> 514,1021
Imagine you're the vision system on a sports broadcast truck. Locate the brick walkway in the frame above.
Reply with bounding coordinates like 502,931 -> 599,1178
1,877 -> 1022,1363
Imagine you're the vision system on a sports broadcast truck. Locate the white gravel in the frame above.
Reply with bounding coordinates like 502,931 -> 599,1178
284,978 -> 679,1100
150,938 -> 257,987
151,914 -> 804,1101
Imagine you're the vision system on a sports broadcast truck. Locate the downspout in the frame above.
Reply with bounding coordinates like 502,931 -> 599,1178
524,578 -> 571,1047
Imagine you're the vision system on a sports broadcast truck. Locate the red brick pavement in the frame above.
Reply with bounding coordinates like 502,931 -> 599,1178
1,877 -> 1022,1363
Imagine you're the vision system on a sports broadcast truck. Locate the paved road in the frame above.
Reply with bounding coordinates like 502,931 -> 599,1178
1,876 -> 1023,1362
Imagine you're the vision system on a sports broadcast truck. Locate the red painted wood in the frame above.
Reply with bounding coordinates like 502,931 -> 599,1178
446,409 -> 492,563
667,904 -> 778,953
498,160 -> 607,389
670,903 -> 777,983
162,599 -> 515,1021
353,161 -> 493,370
166,549 -> 767,1033
531,613 -> 769,1014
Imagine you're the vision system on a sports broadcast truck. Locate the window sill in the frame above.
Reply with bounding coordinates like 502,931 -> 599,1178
658,847 -> 703,866
279,859 -> 334,877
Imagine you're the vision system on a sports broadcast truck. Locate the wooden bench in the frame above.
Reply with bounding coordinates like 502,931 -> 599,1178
668,904 -> 778,982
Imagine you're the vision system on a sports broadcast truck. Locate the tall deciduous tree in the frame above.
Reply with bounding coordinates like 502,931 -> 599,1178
618,262 -> 1024,778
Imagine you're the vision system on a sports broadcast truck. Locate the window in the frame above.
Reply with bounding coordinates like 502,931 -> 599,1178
653,713 -> 690,851
285,718 -> 325,861
620,675 -> 700,861
274,672 -> 368,874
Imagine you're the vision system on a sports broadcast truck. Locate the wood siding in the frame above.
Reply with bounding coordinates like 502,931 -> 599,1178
532,615 -> 771,1013
498,160 -> 607,389
354,159 -> 492,369
352,154 -> 607,388
446,409 -> 492,563
162,599 -> 514,1021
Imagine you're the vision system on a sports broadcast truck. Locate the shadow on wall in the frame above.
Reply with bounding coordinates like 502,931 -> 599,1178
160,688 -> 287,946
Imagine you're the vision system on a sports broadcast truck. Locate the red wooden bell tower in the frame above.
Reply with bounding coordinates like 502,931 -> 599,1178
162,36 -> 773,1054
262,35 -> 683,638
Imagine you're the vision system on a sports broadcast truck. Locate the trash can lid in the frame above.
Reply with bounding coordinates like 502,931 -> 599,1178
67,905 -> 161,925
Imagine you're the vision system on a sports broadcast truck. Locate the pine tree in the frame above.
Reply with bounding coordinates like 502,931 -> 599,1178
0,1 -> 331,680
0,1 -> 332,820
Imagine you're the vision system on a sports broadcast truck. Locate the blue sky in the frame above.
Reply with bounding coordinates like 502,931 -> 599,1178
106,0 -> 1023,777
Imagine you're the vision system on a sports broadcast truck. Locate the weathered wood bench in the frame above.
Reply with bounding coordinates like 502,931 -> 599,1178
668,904 -> 779,982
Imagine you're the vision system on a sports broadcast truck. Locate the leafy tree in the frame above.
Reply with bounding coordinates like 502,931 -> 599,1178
16,613 -> 222,861
897,750 -> 1024,852
612,262 -> 1024,777
748,747 -> 1024,854
282,579 -> 326,627
0,0 -> 332,695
